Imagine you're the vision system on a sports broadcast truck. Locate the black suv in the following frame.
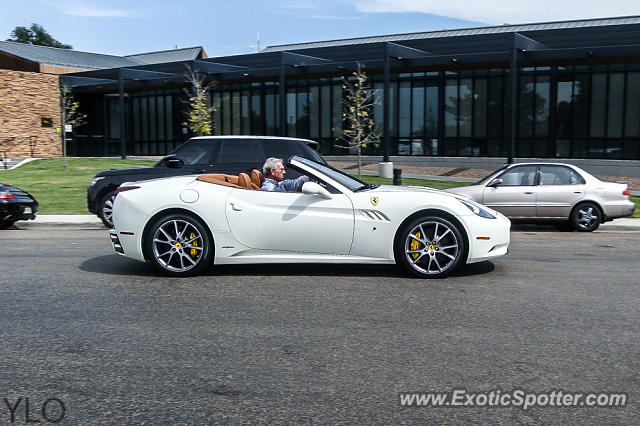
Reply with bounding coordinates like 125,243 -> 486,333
88,136 -> 326,227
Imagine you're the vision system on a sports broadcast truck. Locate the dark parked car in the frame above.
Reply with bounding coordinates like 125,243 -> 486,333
0,183 -> 38,229
88,136 -> 326,227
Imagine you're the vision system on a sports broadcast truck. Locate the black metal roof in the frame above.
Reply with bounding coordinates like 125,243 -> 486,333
262,15 -> 640,53
0,41 -> 206,71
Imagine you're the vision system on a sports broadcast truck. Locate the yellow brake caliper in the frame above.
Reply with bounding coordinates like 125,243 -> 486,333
189,232 -> 198,258
410,231 -> 421,260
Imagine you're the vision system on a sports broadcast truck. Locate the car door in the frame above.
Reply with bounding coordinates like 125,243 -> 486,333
225,188 -> 355,255
536,165 -> 586,218
482,165 -> 538,218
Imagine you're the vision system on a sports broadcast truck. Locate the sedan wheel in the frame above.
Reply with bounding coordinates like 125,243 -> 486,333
145,213 -> 212,276
396,216 -> 465,278
99,191 -> 116,228
572,202 -> 601,232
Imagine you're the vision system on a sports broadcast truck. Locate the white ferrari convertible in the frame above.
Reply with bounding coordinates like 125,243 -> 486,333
110,156 -> 510,278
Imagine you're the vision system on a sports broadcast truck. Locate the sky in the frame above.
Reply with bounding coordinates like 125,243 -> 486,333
1,0 -> 639,58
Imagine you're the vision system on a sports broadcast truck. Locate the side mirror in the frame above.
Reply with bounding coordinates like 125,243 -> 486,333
487,178 -> 503,188
302,182 -> 332,199
164,155 -> 184,169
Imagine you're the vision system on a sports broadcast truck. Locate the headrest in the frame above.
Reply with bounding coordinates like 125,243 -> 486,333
238,173 -> 252,189
251,169 -> 264,187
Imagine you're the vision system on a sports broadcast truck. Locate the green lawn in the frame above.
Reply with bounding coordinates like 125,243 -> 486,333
1,158 -> 638,217
1,158 -> 155,214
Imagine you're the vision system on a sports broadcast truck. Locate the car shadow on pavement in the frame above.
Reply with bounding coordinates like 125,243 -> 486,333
80,254 -> 495,279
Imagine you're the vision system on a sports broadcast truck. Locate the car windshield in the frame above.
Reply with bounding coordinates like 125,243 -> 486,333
290,156 -> 378,192
474,165 -> 509,185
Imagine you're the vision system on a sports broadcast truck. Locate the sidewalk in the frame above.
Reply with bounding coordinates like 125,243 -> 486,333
16,214 -> 640,231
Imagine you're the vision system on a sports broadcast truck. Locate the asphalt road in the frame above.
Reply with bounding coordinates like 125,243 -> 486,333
0,226 -> 638,424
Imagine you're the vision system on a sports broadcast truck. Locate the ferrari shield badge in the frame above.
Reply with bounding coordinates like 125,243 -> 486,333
370,197 -> 379,206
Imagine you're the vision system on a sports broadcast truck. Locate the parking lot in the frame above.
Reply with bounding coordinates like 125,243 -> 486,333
1,226 -> 638,423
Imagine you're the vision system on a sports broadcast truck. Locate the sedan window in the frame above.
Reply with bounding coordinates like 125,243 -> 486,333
498,166 -> 538,186
539,165 -> 585,185
171,139 -> 220,165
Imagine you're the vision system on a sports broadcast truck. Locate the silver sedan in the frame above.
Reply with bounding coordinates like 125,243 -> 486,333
446,163 -> 635,231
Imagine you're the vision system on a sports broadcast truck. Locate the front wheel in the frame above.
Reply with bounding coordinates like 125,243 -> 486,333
0,220 -> 17,230
144,213 -> 213,277
571,202 -> 601,232
395,215 -> 466,278
98,191 -> 116,228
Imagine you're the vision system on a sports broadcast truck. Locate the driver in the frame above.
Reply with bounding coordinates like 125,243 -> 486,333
261,157 -> 309,192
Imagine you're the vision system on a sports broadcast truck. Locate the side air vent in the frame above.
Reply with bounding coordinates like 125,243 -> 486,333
360,209 -> 390,221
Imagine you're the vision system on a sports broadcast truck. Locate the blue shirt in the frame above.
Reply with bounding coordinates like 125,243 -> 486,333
261,175 -> 309,192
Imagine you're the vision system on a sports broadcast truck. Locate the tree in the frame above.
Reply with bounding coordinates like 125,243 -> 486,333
336,63 -> 380,178
183,65 -> 216,136
59,86 -> 86,170
7,24 -> 72,49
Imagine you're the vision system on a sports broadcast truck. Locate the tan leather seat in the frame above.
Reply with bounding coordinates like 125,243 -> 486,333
238,173 -> 252,189
251,169 -> 264,188
196,174 -> 242,188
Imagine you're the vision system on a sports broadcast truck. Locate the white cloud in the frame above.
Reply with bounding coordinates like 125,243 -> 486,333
349,0 -> 639,25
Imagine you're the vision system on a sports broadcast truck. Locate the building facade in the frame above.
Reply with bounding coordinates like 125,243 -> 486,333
5,17 -> 640,162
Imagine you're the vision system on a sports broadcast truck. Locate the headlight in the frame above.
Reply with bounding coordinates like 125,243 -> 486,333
90,176 -> 105,187
457,198 -> 496,219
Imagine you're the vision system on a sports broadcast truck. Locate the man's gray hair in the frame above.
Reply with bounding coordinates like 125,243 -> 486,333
263,157 -> 283,176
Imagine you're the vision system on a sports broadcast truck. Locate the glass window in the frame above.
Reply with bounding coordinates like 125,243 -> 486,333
625,72 -> 640,137
309,86 -> 319,139
320,85 -> 332,138
250,89 -> 263,134
572,74 -> 589,138
172,139 -> 218,165
398,81 -> 410,137
265,89 -> 276,135
222,92 -> 231,135
217,139 -> 265,164
232,91 -> 241,134
487,77 -> 503,138
426,85 -> 438,137
556,80 -> 572,139
498,165 -> 537,186
140,97 -> 148,141
212,92 -> 221,135
108,99 -> 120,139
157,96 -> 165,141
473,78 -> 487,137
149,96 -> 157,141
412,83 -> 425,138
332,84 -> 342,138
165,95 -> 173,141
590,74 -> 606,137
241,90 -> 250,134
539,165 -> 584,185
459,78 -> 472,138
287,91 -> 296,137
444,79 -> 457,137
519,75 -> 534,137
534,75 -> 550,136
608,73 -> 624,138
297,89 -> 309,137
132,98 -> 140,141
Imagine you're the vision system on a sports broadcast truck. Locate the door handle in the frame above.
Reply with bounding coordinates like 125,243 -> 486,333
230,203 -> 243,211
573,191 -> 582,194
524,191 -> 533,194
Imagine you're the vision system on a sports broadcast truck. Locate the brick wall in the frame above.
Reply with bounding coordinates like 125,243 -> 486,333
0,69 -> 61,157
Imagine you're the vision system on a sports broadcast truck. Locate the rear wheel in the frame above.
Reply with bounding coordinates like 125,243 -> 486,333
571,202 -> 601,232
144,213 -> 213,277
395,215 -> 466,278
98,191 -> 116,228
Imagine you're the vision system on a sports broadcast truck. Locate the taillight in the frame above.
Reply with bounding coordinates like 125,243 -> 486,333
113,186 -> 140,198
622,188 -> 631,196
0,193 -> 14,199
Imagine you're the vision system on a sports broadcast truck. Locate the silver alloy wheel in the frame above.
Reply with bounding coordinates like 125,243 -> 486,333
152,219 -> 205,273
404,220 -> 459,275
576,205 -> 599,230
101,193 -> 115,227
